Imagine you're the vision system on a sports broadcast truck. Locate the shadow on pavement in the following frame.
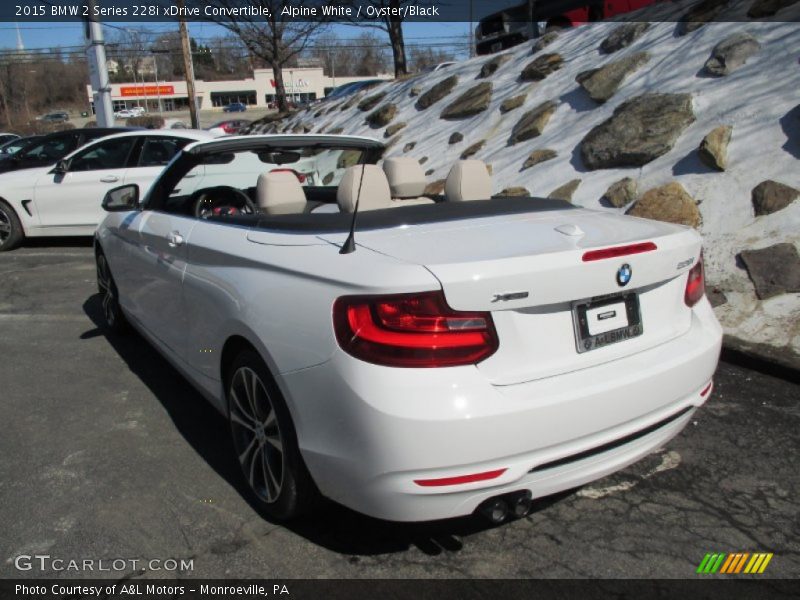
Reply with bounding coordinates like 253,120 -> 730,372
82,292 -> 571,557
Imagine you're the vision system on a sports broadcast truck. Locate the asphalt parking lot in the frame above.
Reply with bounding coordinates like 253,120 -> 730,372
1,242 -> 798,579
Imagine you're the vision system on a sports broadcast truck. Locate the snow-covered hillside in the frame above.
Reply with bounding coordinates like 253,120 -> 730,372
257,20 -> 800,361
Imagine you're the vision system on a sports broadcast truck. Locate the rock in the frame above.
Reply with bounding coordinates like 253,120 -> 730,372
384,122 -> 407,137
495,186 -> 531,197
340,94 -> 361,111
365,103 -> 397,128
548,179 -> 581,202
322,172 -> 335,185
600,23 -> 650,54
751,180 -> 799,215
748,0 -> 799,17
576,52 -> 650,104
448,132 -> 463,144
424,179 -> 446,195
522,148 -> 557,170
739,243 -> 800,299
704,33 -> 760,77
486,164 -> 493,175
478,53 -> 512,78
460,140 -> 485,159
384,135 -> 401,150
302,124 -> 313,133
602,177 -> 638,208
707,287 -> 728,307
520,53 -> 564,81
337,150 -> 362,169
626,182 -> 701,228
403,141 -> 417,153
358,91 -> 387,111
532,31 -> 559,53
416,75 -> 459,110
677,0 -> 729,35
314,109 -> 324,118
291,123 -> 305,133
500,94 -> 526,113
580,93 -> 695,169
328,127 -> 344,135
440,82 -> 493,120
698,125 -> 732,171
425,168 -> 435,176
509,101 -> 558,145
409,86 -> 422,97
419,156 -> 428,164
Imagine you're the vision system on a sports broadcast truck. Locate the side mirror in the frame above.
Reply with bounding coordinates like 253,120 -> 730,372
53,159 -> 69,174
102,184 -> 139,212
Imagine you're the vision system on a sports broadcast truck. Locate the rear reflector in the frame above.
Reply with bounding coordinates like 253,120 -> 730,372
700,382 -> 713,397
582,242 -> 658,262
333,290 -> 498,368
414,468 -> 507,487
685,254 -> 705,307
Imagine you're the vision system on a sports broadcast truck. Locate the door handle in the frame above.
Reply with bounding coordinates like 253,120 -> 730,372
100,175 -> 119,183
167,231 -> 184,248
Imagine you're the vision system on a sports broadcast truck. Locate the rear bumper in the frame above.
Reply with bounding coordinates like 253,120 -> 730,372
281,300 -> 722,522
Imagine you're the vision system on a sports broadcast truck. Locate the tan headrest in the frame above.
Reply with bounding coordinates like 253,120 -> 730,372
257,171 -> 307,215
445,160 -> 492,201
383,157 -> 427,199
337,165 -> 393,213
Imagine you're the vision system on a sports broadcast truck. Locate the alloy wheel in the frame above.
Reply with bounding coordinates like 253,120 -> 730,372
96,254 -> 118,328
0,207 -> 11,245
229,366 -> 285,503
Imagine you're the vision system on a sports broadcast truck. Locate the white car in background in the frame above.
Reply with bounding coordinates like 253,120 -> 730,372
0,129 -> 216,251
94,134 -> 722,523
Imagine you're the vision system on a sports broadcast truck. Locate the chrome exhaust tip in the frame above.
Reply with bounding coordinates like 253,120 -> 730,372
511,490 -> 533,518
478,498 -> 509,524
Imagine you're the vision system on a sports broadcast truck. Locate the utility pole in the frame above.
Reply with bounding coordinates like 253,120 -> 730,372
177,0 -> 199,129
83,0 -> 114,127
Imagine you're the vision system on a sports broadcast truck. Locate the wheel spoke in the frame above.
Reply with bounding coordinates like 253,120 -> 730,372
265,434 -> 283,454
242,369 -> 260,422
262,454 -> 280,502
231,387 -> 256,424
247,444 -> 262,489
0,221 -> 10,233
263,409 -> 276,428
230,409 -> 255,431
238,435 -> 257,464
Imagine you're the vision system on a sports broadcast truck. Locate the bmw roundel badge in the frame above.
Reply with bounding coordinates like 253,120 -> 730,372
616,263 -> 632,287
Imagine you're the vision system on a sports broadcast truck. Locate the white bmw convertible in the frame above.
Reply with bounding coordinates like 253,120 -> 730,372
95,134 -> 722,523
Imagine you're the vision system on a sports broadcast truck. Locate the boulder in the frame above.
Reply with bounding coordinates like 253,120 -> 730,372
425,168 -> 435,176
496,186 -> 531,197
500,94 -> 526,113
698,125 -> 732,171
626,182 -> 701,228
403,141 -> 417,153
365,103 -> 397,128
322,172 -> 335,185
478,53 -> 512,78
548,179 -> 581,202
532,31 -> 559,53
676,0 -> 729,35
603,177 -> 638,208
521,53 -> 563,81
460,140 -> 486,159
337,150 -> 362,169
358,91 -> 387,111
419,156 -> 428,164
522,148 -> 557,170
600,23 -> 650,54
748,0 -> 799,16
751,180 -> 799,215
739,243 -> 800,299
509,101 -> 558,145
576,52 -> 650,104
328,127 -> 344,135
449,132 -> 464,144
384,121 -> 407,137
580,93 -> 695,169
424,179 -> 446,195
416,75 -> 459,110
409,86 -> 422,98
441,82 -> 493,120
707,287 -> 728,308
704,33 -> 760,76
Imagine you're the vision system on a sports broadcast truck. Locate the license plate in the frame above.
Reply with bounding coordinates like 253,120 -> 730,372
573,293 -> 642,353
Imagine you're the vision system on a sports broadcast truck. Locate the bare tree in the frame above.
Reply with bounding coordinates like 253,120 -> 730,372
206,0 -> 330,112
310,31 -> 389,77
408,46 -> 455,73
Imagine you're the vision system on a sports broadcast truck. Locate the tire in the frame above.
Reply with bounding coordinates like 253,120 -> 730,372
95,250 -> 129,334
0,200 -> 24,251
227,349 -> 320,520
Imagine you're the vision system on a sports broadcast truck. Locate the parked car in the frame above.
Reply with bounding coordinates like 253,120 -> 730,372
0,133 -> 20,146
114,109 -> 136,119
423,62 -> 456,73
0,128 -> 136,175
223,102 -> 248,113
91,134 -> 722,523
0,129 -> 214,251
323,80 -> 384,103
40,111 -> 70,123
207,119 -> 251,134
0,135 -> 43,159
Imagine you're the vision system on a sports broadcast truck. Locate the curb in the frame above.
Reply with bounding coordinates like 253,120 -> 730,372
721,335 -> 800,385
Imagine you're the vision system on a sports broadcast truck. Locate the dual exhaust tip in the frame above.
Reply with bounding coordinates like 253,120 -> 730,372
476,490 -> 533,524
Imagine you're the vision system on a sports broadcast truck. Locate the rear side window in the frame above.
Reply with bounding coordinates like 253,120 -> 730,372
137,137 -> 189,167
19,135 -> 73,161
69,137 -> 137,172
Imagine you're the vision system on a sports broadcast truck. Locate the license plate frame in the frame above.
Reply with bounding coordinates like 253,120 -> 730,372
572,292 -> 643,353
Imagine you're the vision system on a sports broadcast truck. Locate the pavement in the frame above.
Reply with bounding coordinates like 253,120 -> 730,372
1,242 -> 798,580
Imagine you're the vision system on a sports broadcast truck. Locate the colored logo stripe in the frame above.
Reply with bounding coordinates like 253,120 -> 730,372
697,552 -> 773,574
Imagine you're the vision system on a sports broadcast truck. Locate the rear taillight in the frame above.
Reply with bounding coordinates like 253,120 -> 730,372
684,254 -> 705,307
333,290 -> 498,367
